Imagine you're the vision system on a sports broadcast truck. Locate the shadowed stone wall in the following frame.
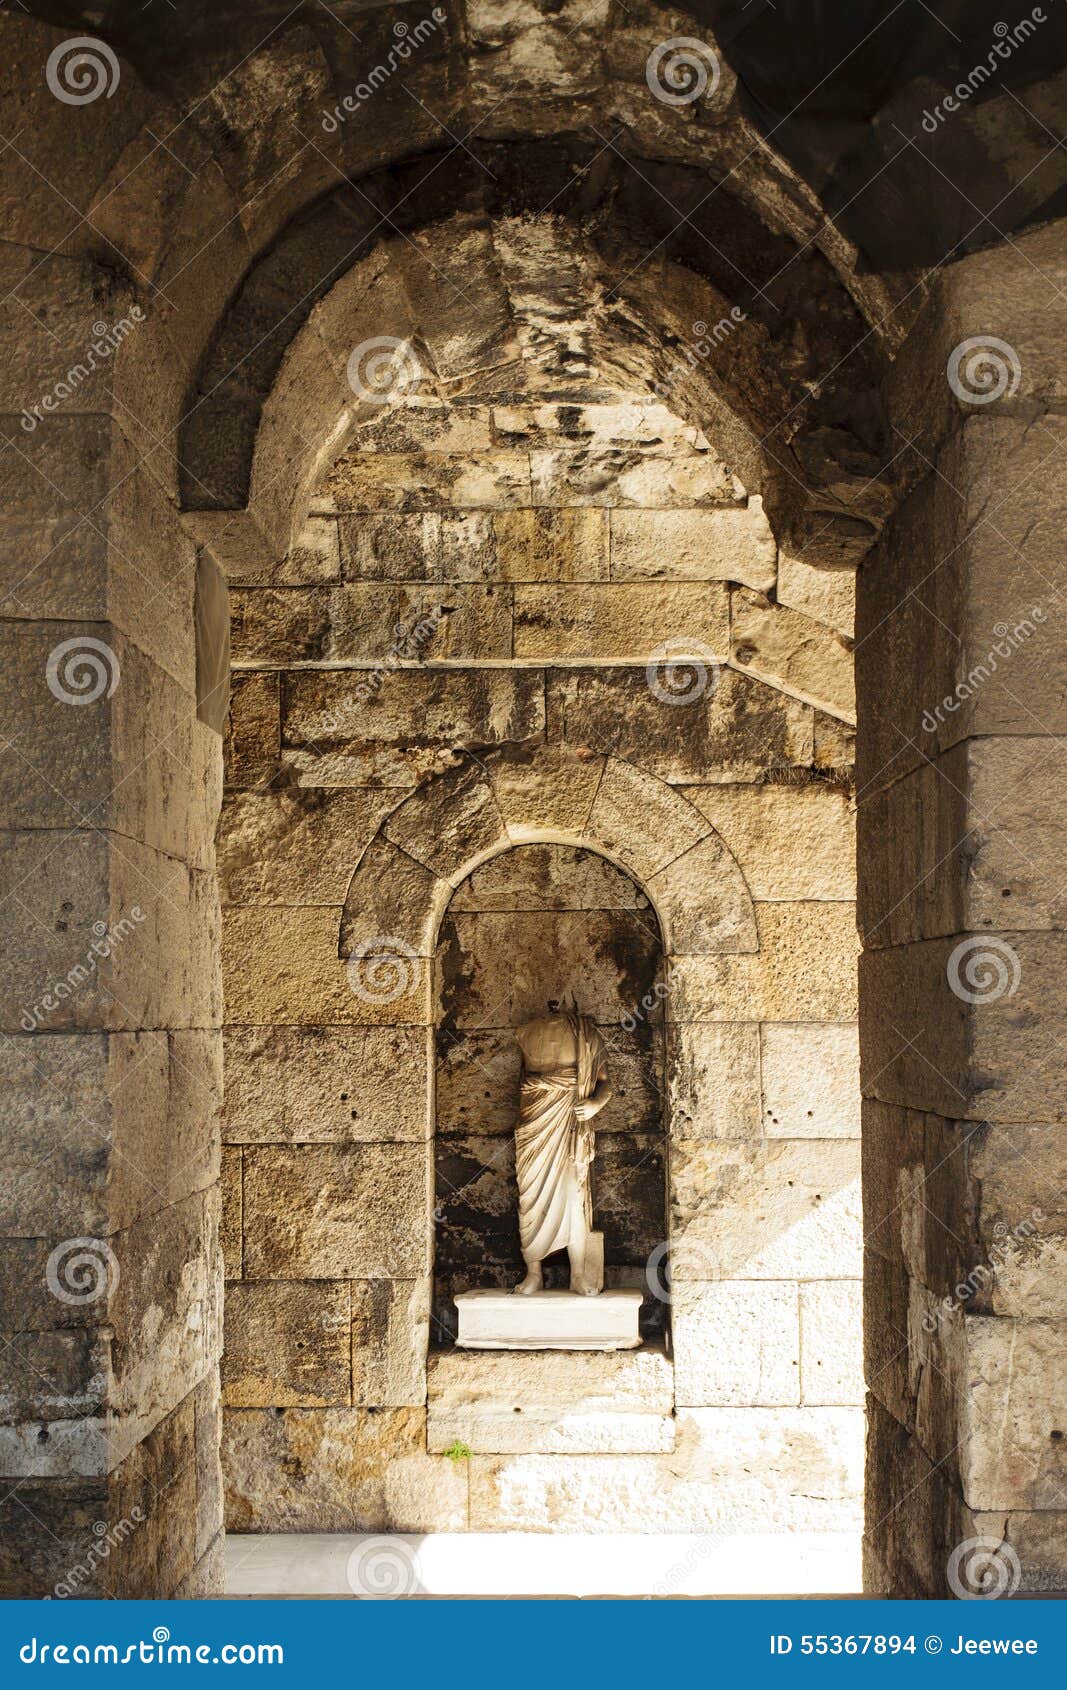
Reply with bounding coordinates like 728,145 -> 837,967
858,225 -> 1067,1598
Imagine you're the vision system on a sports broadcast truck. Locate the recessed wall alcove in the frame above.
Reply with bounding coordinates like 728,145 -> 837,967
432,841 -> 668,1346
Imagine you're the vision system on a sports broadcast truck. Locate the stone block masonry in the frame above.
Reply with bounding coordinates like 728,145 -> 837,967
218,394 -> 862,1535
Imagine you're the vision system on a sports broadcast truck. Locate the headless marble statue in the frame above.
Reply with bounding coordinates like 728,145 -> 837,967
513,1000 -> 613,1297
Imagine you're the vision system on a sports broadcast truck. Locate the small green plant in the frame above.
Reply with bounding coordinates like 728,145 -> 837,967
443,1439 -> 472,1463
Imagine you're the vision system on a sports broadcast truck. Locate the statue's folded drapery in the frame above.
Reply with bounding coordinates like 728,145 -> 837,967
514,1010 -> 604,1262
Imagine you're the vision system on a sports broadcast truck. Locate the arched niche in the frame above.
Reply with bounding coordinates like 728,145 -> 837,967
432,841 -> 669,1346
337,746 -> 758,1367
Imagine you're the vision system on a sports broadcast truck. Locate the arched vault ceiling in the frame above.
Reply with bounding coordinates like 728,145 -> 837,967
7,0 -> 1065,272
177,190 -> 891,576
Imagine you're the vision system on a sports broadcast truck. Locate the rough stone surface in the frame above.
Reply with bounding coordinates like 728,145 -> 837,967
218,789 -> 395,903
427,1348 -> 675,1453
242,1144 -> 430,1279
669,902 -> 859,1022
223,1025 -> 431,1142
777,552 -> 856,637
683,782 -> 855,900
671,1140 -> 863,1279
223,1407 -> 466,1532
761,1023 -> 860,1137
351,1279 -> 429,1408
731,589 -> 855,721
667,1023 -> 761,1138
514,582 -> 729,662
609,503 -> 776,591
673,1282 -> 800,1406
468,1407 -> 863,1533
222,1281 -> 351,1407
223,906 -> 430,1025
800,1282 -> 865,1405
555,665 -> 814,786
16,2 -> 1041,1593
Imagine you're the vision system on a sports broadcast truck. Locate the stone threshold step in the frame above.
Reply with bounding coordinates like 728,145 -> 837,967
225,1532 -> 863,1598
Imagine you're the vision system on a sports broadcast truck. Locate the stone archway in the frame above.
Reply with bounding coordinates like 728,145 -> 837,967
3,0 -> 1063,1596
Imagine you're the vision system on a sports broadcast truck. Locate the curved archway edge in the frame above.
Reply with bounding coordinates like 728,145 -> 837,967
339,746 -> 759,971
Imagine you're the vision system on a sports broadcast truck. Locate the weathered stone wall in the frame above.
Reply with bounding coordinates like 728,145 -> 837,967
858,224 -> 1067,1597
0,278 -> 225,1594
219,385 -> 864,1533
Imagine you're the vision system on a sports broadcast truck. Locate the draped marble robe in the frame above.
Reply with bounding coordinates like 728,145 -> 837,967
513,1006 -> 611,1295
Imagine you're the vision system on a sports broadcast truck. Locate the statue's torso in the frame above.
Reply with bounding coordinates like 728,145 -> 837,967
515,1014 -> 578,1073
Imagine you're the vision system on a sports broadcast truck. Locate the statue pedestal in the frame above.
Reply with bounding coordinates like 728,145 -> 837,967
455,1289 -> 642,1351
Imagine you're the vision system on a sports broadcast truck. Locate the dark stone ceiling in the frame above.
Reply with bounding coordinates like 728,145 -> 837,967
4,0 -> 1065,269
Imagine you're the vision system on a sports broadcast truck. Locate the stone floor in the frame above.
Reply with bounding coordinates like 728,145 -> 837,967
225,1532 -> 862,1599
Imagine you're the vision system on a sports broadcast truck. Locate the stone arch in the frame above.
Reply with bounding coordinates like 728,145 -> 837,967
339,747 -> 758,971
176,149 -> 897,581
337,747 -> 756,1383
